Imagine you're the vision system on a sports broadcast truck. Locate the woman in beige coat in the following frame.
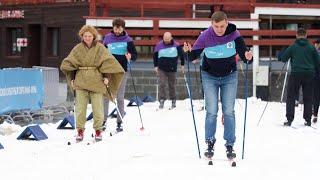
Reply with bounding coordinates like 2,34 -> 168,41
60,25 -> 124,141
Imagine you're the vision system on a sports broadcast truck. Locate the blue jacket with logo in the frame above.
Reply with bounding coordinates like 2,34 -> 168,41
103,31 -> 137,72
153,40 -> 184,72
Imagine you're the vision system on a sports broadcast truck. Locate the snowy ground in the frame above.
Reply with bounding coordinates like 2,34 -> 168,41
0,98 -> 319,180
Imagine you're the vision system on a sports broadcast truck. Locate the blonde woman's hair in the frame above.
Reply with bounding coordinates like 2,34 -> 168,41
78,25 -> 99,40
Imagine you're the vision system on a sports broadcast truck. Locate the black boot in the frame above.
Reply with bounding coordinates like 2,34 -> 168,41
204,140 -> 215,158
284,120 -> 292,126
171,99 -> 176,109
226,145 -> 236,159
305,120 -> 311,126
159,99 -> 165,109
313,117 -> 317,123
116,121 -> 123,132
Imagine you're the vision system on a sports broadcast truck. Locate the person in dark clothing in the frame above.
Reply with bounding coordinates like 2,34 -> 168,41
278,0 -> 296,3
279,28 -> 320,126
183,11 -> 253,159
312,38 -> 320,123
102,17 -> 138,131
153,32 -> 184,109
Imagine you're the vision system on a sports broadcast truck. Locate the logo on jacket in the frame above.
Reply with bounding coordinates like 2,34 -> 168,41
227,42 -> 233,49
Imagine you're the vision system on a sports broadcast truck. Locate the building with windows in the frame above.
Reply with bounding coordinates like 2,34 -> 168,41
0,1 -> 88,68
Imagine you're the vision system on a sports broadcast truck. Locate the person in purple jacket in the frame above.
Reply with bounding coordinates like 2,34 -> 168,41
102,17 -> 137,132
154,32 -> 184,109
183,11 -> 253,159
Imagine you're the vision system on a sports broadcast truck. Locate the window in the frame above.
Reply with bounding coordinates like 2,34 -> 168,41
7,28 -> 22,56
47,28 -> 59,56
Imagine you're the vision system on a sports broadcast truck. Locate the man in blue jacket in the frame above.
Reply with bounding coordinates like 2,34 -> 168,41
154,32 -> 184,109
183,11 -> 253,159
103,17 -> 138,132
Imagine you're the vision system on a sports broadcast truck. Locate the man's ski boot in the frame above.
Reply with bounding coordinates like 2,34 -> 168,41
171,99 -> 176,109
226,145 -> 236,159
204,140 -> 215,165
305,120 -> 311,126
76,129 -> 84,142
313,116 -> 317,123
204,140 -> 214,158
284,120 -> 292,126
159,99 -> 165,109
116,121 -> 123,132
226,145 -> 237,167
95,130 -> 102,141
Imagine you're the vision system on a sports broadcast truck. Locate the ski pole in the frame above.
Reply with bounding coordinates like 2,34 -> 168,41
281,61 -> 290,103
256,101 -> 268,126
193,64 -> 201,100
242,62 -> 249,160
106,87 -> 124,122
185,53 -> 201,159
128,62 -> 145,131
199,66 -> 205,110
275,62 -> 287,88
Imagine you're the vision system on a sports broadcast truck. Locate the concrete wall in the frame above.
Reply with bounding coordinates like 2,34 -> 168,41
125,69 -> 254,101
62,67 -> 289,103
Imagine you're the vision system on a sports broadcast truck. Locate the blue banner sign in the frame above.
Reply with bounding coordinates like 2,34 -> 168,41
0,68 -> 44,114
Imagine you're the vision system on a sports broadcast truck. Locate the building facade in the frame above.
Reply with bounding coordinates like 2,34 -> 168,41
0,2 -> 89,69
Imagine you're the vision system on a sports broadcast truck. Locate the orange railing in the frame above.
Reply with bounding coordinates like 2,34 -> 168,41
92,0 -> 256,17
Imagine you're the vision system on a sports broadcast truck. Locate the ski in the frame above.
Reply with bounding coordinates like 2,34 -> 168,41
66,132 -> 103,146
109,128 -> 123,136
155,108 -> 164,111
168,107 -> 176,110
228,158 -> 237,167
284,124 -> 317,130
205,156 -> 237,167
204,151 -> 214,165
67,138 -> 100,146
207,157 -> 213,165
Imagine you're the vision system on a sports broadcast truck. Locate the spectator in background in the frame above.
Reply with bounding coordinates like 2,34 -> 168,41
297,0 -> 306,4
153,32 -> 184,109
278,0 -> 296,3
279,28 -> 320,127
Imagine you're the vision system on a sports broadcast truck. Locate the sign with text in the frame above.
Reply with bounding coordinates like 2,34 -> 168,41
0,10 -> 24,19
0,69 -> 44,114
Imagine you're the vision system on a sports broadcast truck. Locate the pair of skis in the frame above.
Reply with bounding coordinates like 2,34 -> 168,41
206,156 -> 237,167
156,106 -> 176,111
67,127 -> 123,146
